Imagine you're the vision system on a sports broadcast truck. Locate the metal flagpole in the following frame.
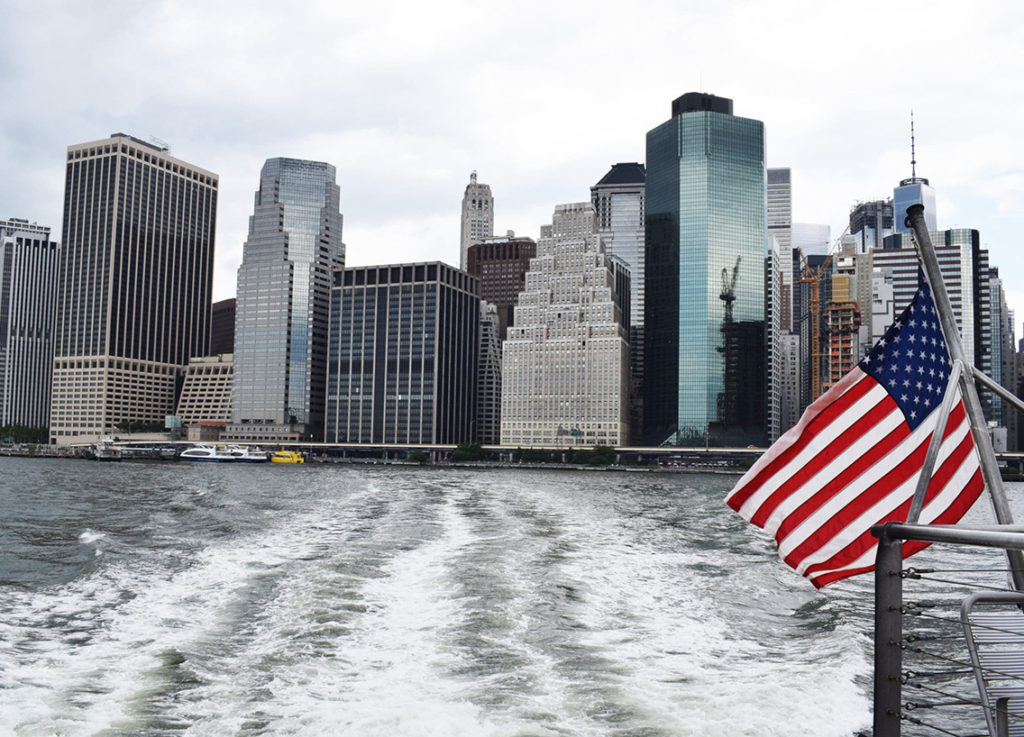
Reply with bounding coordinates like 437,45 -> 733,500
906,359 -> 964,524
905,203 -> 1024,590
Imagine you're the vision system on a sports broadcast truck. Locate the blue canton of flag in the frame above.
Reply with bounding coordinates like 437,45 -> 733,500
859,274 -> 951,431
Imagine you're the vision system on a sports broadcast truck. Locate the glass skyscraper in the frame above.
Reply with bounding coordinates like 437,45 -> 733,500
644,93 -> 766,447
228,158 -> 343,442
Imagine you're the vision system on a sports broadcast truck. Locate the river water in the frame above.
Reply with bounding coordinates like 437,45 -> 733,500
2,458 -> 1016,736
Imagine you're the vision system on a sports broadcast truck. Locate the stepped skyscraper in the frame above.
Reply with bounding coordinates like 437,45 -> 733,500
227,158 -> 344,442
49,134 -> 218,443
644,93 -> 767,447
501,203 -> 630,447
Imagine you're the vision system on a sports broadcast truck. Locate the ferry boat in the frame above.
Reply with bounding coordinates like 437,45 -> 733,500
179,445 -> 269,463
270,449 -> 304,464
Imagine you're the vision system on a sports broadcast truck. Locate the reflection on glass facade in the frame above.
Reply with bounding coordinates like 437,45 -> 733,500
325,262 -> 479,445
228,158 -> 343,442
644,93 -> 766,447
893,177 -> 936,234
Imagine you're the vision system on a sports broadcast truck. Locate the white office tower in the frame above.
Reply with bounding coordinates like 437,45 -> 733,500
460,171 -> 493,270
500,203 -> 630,447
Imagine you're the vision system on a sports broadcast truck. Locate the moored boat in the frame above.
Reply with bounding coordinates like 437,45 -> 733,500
270,449 -> 304,464
179,444 -> 268,463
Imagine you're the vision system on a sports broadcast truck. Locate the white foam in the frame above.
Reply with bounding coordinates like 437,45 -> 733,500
78,529 -> 104,544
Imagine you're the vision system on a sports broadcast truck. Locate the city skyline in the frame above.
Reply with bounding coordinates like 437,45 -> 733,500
2,2 -> 1023,328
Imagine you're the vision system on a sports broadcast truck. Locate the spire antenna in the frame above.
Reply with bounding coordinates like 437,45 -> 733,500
910,110 -> 917,180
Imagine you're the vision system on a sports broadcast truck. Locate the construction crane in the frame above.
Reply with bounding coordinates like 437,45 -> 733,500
720,256 -> 741,324
796,248 -> 832,402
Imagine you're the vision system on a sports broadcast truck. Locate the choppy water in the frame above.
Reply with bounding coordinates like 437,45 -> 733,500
7,457 -> 1008,736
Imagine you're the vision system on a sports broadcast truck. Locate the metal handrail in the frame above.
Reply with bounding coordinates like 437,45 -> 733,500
871,524 -> 1024,737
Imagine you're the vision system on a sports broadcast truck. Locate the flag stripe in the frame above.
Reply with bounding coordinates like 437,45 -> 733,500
726,370 -> 874,513
749,394 -> 903,529
780,401 -> 968,566
797,414 -> 977,577
807,466 -> 983,588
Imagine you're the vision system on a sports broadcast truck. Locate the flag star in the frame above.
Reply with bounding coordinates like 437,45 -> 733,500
929,368 -> 936,377
878,352 -> 885,361
905,364 -> 913,372
924,397 -> 931,407
893,350 -> 901,358
916,381 -> 923,389
930,353 -> 936,361
918,366 -> 925,374
909,334 -> 917,343
926,384 -> 933,392
910,410 -> 917,419
914,396 -> 920,404
894,335 -> 902,343
901,394 -> 909,402
889,378 -> 898,387
909,319 -> 916,327
863,354 -> 871,364
903,379 -> 911,387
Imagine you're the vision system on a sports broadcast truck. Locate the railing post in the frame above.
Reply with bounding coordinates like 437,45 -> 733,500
874,527 -> 904,737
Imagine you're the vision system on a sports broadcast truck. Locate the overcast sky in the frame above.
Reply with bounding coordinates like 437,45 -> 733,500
3,0 -> 1022,334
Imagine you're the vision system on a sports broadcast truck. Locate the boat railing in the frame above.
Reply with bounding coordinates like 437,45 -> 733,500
871,522 -> 1024,737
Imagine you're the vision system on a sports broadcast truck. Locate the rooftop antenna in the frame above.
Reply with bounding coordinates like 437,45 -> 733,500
910,110 -> 916,179
470,170 -> 477,184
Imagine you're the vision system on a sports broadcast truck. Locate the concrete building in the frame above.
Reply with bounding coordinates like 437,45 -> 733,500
49,134 -> 217,443
644,92 -> 766,447
325,262 -> 479,445
779,333 -> 801,432
175,354 -> 234,426
477,302 -> 502,445
226,158 -> 344,442
0,219 -> 59,430
465,232 -> 536,339
460,172 -> 493,270
501,203 -> 629,447
876,228 -> 995,420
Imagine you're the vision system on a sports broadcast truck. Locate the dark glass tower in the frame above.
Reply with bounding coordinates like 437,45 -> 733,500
325,262 -> 479,444
50,134 -> 218,442
644,93 -> 767,447
228,158 -> 344,442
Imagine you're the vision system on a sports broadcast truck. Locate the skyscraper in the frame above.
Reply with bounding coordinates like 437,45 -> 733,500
325,262 -> 479,445
591,163 -> 646,440
227,158 -> 343,442
850,199 -> 894,252
49,134 -> 217,443
893,117 -> 937,233
500,203 -> 630,448
465,232 -> 536,339
460,172 -> 493,269
644,92 -> 766,447
0,219 -> 59,430
766,168 -> 792,333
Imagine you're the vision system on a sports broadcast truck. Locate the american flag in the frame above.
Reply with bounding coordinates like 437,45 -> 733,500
726,274 -> 984,588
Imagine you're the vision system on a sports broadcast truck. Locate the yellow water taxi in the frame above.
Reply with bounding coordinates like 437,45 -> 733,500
270,449 -> 304,464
